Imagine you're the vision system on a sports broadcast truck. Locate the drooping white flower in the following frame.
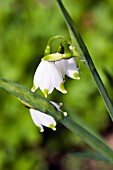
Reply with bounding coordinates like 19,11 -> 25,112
55,58 -> 80,80
29,101 -> 67,132
30,108 -> 56,132
31,60 -> 67,97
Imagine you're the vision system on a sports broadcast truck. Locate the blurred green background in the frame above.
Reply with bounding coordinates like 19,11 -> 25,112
0,0 -> 113,169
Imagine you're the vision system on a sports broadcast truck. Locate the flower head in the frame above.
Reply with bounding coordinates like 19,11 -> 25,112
55,58 -> 80,80
31,60 -> 67,97
29,101 -> 67,132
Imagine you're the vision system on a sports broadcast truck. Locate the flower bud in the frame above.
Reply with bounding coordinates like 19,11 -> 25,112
44,45 -> 51,55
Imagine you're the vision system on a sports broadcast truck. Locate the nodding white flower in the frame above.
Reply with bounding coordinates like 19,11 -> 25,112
31,60 -> 67,97
29,101 -> 67,132
30,109 -> 56,132
55,58 -> 80,80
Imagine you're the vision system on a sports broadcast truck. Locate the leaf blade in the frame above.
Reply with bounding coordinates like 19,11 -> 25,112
56,0 -> 113,120
0,78 -> 62,120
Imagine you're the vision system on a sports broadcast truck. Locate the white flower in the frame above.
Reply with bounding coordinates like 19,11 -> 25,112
31,60 -> 67,97
30,108 -> 56,132
55,58 -> 80,80
29,101 -> 67,132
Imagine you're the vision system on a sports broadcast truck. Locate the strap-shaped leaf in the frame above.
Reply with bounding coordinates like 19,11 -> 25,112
0,78 -> 62,120
61,117 -> 113,163
69,151 -> 108,161
56,0 -> 113,121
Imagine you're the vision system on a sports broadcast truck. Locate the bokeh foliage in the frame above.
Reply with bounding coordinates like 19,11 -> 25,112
0,0 -> 113,169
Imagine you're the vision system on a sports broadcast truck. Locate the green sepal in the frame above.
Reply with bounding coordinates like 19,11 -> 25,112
62,53 -> 72,59
42,53 -> 63,61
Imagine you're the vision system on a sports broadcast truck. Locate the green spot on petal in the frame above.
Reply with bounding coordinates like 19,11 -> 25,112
49,124 -> 56,131
60,82 -> 67,94
31,83 -> 36,92
63,112 -> 67,116
44,89 -> 48,98
73,72 -> 80,80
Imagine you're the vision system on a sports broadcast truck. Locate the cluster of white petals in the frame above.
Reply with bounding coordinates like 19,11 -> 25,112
31,60 -> 67,97
32,54 -> 80,97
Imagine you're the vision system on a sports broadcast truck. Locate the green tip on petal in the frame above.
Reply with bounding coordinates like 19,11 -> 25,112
63,112 -> 67,116
73,72 -> 80,80
38,127 -> 44,132
31,83 -> 36,92
49,124 -> 56,131
60,82 -> 67,94
44,89 -> 48,98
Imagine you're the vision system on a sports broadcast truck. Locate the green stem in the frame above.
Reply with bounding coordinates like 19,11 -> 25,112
56,0 -> 113,120
61,117 -> 113,163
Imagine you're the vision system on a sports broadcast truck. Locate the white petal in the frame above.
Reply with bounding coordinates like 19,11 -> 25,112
29,109 -> 44,132
50,101 -> 62,110
36,111 -> 56,129
65,58 -> 79,79
55,59 -> 66,78
32,60 -> 66,95
30,108 -> 57,131
56,58 -> 80,79
49,64 -> 67,93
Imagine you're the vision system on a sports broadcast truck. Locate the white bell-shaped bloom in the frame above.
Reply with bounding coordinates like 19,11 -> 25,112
31,60 -> 67,97
55,58 -> 80,80
30,109 -> 56,132
29,101 -> 67,132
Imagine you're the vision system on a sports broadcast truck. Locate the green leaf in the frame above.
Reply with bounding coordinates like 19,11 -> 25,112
61,117 -> 113,163
0,77 -> 113,163
56,0 -> 113,120
69,151 -> 108,161
0,78 -> 62,121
